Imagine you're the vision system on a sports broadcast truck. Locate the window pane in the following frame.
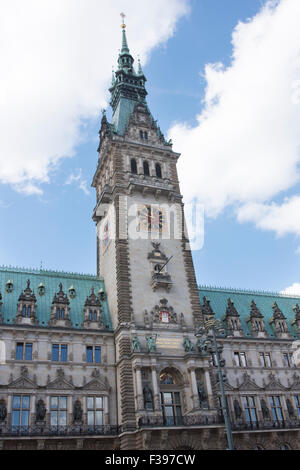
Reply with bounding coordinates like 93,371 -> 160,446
51,397 -> 58,409
245,409 -> 251,423
87,397 -> 94,410
87,410 -> 94,426
174,393 -> 181,405
61,345 -> 68,362
86,346 -> 93,363
95,397 -> 103,409
165,406 -> 173,417
95,347 -> 101,364
59,411 -> 67,426
96,411 -> 103,426
250,409 -> 258,422
234,352 -> 240,366
163,393 -> 173,405
22,396 -> 30,409
60,397 -> 67,410
13,396 -> 21,410
266,354 -> 272,367
25,344 -> 32,361
12,411 -> 20,426
21,410 -> 29,426
16,343 -> 23,360
52,344 -> 59,362
50,411 -> 58,426
240,353 -> 247,367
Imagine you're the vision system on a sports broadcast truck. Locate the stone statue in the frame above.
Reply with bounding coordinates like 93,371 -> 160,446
196,337 -> 206,354
261,399 -> 270,419
131,336 -> 141,353
286,398 -> 295,418
197,382 -> 208,406
183,337 -> 194,352
36,399 -> 46,421
0,400 -> 7,422
143,385 -> 153,409
73,400 -> 83,422
146,335 -> 157,353
233,399 -> 242,419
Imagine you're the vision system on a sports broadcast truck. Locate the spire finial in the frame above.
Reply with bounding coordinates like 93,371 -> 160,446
120,12 -> 126,29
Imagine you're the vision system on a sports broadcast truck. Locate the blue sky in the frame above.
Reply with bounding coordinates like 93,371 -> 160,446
1,0 -> 300,294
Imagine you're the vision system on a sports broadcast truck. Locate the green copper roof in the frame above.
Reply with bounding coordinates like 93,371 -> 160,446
121,28 -> 130,54
198,285 -> 300,339
0,266 -> 112,330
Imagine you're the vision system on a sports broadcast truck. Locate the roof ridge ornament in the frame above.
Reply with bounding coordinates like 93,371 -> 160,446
120,12 -> 126,29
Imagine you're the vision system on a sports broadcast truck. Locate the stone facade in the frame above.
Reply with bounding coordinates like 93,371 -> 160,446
0,23 -> 300,451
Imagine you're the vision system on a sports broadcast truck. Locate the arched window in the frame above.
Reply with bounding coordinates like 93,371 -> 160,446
131,158 -> 137,174
144,131 -> 148,141
143,161 -> 150,176
139,130 -> 144,140
22,306 -> 27,317
155,163 -> 162,178
159,368 -> 183,426
89,310 -> 93,321
56,308 -> 60,320
61,308 -> 65,319
94,311 -> 98,321
27,306 -> 31,317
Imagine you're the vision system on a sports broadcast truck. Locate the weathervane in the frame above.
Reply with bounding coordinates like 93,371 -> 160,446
120,12 -> 126,29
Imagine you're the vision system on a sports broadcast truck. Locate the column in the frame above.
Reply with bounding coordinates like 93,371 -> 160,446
135,366 -> 143,410
189,367 -> 199,409
104,396 -> 109,425
151,366 -> 160,411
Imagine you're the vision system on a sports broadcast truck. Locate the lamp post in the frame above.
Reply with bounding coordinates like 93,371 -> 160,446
195,316 -> 235,450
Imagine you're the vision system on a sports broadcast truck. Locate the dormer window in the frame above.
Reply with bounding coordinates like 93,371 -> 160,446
15,280 -> 38,326
49,283 -> 72,328
82,287 -> 104,330
37,283 -> 45,296
5,280 -> 13,294
68,286 -> 76,299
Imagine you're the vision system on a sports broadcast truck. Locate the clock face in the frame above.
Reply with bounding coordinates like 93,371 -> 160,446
138,205 -> 164,232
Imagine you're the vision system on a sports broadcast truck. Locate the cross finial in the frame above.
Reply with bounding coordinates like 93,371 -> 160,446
120,12 -> 126,29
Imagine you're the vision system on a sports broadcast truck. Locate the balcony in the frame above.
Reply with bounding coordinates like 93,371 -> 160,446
138,413 -> 224,428
231,419 -> 300,432
0,424 -> 121,438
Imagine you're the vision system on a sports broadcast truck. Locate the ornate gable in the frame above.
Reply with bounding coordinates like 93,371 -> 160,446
289,372 -> 300,391
8,367 -> 37,389
82,370 -> 110,392
46,369 -> 74,390
237,373 -> 262,392
264,373 -> 287,392
250,300 -> 263,319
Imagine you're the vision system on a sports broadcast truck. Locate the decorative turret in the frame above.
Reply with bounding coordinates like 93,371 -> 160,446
291,304 -> 300,337
49,283 -> 72,327
82,287 -> 104,329
15,279 -> 38,326
224,298 -> 243,336
247,300 -> 266,337
269,302 -> 290,338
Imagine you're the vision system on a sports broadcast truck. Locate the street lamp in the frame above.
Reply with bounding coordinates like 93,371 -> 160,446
195,316 -> 235,450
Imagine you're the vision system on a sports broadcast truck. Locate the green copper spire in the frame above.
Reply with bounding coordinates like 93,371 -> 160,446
137,58 -> 144,76
109,15 -> 148,136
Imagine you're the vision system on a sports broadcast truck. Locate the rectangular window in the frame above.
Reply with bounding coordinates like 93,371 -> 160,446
86,346 -> 101,364
50,396 -> 67,427
160,392 -> 183,426
260,352 -> 272,368
16,343 -> 32,361
87,397 -> 104,428
269,396 -> 283,421
293,396 -> 300,417
234,352 -> 247,367
242,396 -> 258,428
283,353 -> 295,368
52,344 -> 68,362
12,395 -> 30,430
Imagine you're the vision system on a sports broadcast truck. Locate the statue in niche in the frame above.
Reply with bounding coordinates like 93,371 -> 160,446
143,385 -> 154,410
0,400 -> 7,422
197,382 -> 208,408
196,337 -> 206,354
36,399 -> 46,422
73,400 -> 83,423
233,399 -> 242,419
286,398 -> 295,418
146,335 -> 157,353
131,336 -> 141,353
261,399 -> 270,420
183,337 -> 194,352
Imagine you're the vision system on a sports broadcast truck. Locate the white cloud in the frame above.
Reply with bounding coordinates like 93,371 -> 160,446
236,196 -> 300,237
169,0 -> 300,234
65,169 -> 90,195
281,283 -> 300,296
0,0 -> 189,194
